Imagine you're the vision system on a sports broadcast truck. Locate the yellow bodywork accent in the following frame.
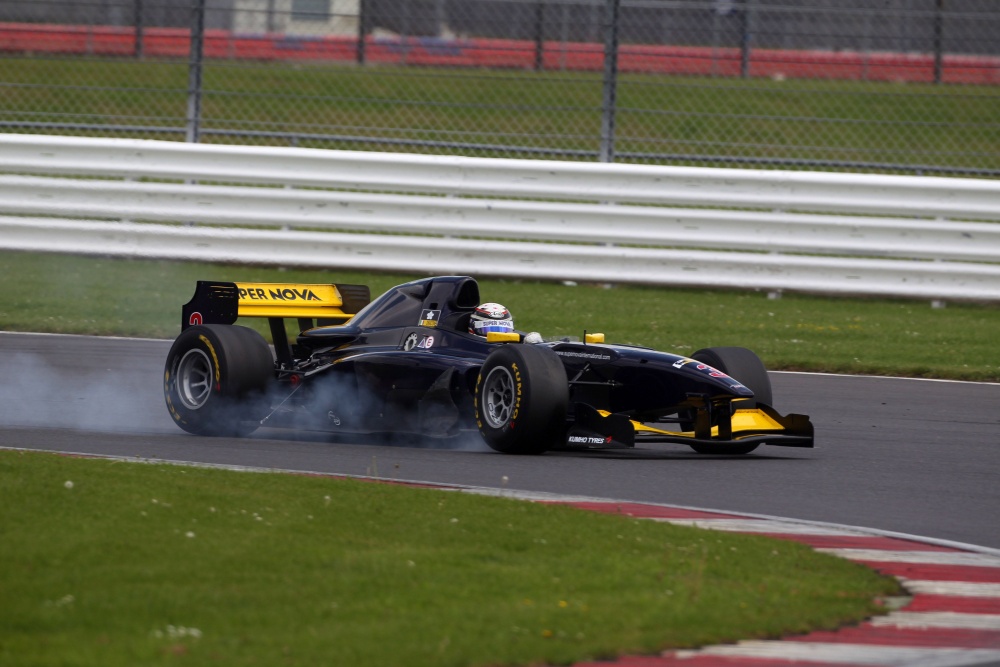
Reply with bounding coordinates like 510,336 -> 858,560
731,408 -> 784,432
234,283 -> 352,320
601,409 -> 785,438
585,333 -> 605,344
486,331 -> 521,343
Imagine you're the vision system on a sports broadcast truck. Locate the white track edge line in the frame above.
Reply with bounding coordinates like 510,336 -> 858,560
673,643 -> 1000,667
0,330 -> 169,344
769,369 -> 1000,387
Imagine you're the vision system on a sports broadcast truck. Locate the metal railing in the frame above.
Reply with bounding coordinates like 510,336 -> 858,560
2,134 -> 999,302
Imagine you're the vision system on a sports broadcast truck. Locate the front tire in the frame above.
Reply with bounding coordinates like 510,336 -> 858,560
687,346 -> 772,455
692,347 -> 773,408
475,345 -> 568,454
164,325 -> 274,436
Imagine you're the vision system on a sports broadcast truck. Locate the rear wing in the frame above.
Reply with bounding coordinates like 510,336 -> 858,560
181,281 -> 371,367
181,281 -> 371,330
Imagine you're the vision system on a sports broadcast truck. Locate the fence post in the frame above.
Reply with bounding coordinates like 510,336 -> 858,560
134,0 -> 144,59
534,1 -> 545,71
933,0 -> 944,84
357,0 -> 368,64
599,0 -> 620,163
401,0 -> 412,65
740,0 -> 756,79
186,0 -> 206,143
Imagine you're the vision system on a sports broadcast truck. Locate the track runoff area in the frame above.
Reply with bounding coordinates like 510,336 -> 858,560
13,448 -> 1000,667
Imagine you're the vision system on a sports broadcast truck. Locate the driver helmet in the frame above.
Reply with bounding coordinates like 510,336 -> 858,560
469,302 -> 515,336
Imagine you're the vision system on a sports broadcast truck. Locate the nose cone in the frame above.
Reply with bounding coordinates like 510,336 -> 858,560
672,357 -> 754,398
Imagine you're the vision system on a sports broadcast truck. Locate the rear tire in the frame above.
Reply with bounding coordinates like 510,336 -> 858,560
475,345 -> 568,454
164,325 -> 274,436
687,347 -> 771,455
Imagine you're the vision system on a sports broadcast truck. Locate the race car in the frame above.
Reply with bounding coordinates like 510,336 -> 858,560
163,275 -> 813,455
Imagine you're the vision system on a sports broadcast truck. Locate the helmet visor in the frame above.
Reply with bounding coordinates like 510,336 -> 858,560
473,319 -> 514,335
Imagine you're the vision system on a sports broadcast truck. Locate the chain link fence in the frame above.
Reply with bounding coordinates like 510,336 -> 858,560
2,0 -> 998,175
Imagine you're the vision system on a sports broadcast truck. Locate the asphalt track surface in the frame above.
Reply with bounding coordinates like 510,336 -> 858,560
2,332 -> 998,551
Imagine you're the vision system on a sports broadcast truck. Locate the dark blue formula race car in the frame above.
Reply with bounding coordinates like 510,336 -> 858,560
164,276 -> 813,455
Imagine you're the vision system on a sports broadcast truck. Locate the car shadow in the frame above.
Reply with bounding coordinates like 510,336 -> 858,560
545,447 -> 805,461
251,427 -> 808,460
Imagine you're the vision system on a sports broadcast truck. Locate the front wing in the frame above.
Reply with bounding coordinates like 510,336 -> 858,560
563,403 -> 814,450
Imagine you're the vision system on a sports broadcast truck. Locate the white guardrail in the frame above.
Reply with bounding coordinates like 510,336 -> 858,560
2,134 -> 1000,301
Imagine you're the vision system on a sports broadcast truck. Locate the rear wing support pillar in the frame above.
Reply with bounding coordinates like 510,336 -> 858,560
269,318 -> 294,369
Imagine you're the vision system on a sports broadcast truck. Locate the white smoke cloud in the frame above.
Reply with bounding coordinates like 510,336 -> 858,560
0,349 -> 177,434
0,336 -> 491,452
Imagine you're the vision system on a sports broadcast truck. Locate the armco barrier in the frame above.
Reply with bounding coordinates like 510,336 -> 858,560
2,134 -> 1000,302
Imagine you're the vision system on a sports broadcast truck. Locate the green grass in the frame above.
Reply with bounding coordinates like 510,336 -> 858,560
2,250 -> 999,381
0,450 -> 901,667
2,55 -> 998,171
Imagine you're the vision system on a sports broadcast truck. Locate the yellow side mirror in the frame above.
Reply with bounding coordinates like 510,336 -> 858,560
585,333 -> 605,344
486,331 -> 521,343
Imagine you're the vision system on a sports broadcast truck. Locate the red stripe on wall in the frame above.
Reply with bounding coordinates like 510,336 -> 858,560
2,22 -> 998,85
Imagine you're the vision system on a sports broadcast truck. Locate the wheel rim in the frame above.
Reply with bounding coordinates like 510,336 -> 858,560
176,348 -> 214,410
482,366 -> 515,429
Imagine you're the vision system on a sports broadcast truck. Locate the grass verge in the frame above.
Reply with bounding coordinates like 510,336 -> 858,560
0,450 -> 901,667
2,250 -> 999,381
